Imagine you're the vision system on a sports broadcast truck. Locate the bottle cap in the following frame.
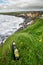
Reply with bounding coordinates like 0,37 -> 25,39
13,42 -> 15,45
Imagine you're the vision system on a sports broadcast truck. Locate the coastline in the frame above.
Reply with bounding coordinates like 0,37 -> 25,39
0,15 -> 34,46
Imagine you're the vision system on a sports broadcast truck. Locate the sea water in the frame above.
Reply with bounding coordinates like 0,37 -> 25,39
0,15 -> 24,44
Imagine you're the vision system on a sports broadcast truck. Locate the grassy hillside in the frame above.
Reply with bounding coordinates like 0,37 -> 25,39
0,18 -> 43,65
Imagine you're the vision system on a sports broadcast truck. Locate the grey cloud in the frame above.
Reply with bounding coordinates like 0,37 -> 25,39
0,0 -> 43,12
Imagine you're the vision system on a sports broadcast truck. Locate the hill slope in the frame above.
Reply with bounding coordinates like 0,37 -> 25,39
0,18 -> 43,65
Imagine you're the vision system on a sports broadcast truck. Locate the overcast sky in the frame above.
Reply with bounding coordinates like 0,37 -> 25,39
0,0 -> 43,12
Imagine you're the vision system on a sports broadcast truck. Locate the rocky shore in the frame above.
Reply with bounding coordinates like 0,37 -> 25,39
0,14 -> 37,46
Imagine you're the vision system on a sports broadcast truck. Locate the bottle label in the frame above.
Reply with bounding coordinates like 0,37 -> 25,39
14,49 -> 19,57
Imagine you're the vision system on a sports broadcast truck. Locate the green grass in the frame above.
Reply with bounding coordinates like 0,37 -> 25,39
0,18 -> 43,65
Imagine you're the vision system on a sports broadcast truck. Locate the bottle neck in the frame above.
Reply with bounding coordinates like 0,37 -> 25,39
14,45 -> 16,49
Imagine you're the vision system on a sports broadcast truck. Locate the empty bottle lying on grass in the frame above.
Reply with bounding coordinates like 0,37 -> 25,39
12,41 -> 19,60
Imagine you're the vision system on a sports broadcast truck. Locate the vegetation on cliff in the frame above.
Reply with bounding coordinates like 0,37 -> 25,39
0,18 -> 43,65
